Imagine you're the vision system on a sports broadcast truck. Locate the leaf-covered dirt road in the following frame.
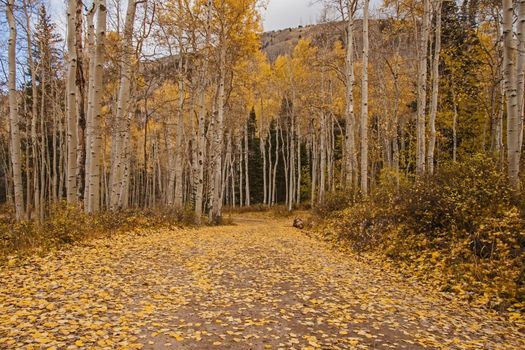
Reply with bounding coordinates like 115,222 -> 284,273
1,215 -> 524,349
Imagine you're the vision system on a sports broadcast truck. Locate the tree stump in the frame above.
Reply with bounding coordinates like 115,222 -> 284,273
293,218 -> 304,229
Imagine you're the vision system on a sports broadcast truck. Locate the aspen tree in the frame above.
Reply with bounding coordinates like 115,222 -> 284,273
360,0 -> 369,195
319,113 -> 327,202
518,0 -> 525,150
75,0 -> 86,202
211,22 -> 227,223
503,0 -> 521,188
21,0 -> 40,216
86,0 -> 107,213
174,40 -> 186,208
244,122 -> 250,206
84,5 -> 96,209
427,0 -> 442,174
416,0 -> 430,175
194,0 -> 212,222
344,0 -> 358,187
7,0 -> 26,220
110,0 -> 138,210
66,0 -> 78,203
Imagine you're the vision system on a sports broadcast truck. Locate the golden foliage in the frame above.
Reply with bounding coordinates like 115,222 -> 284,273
315,156 -> 525,313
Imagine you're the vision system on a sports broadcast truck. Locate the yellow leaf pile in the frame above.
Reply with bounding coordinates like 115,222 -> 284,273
1,215 -> 523,349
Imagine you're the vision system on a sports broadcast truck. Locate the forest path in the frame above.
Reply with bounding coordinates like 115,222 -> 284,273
1,214 -> 524,349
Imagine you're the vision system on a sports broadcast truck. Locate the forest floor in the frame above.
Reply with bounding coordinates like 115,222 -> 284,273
0,214 -> 524,350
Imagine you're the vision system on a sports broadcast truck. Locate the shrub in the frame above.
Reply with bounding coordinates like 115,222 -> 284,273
313,188 -> 361,219
391,156 -> 514,241
316,155 -> 525,309
270,205 -> 294,218
224,204 -> 269,214
0,203 -> 193,264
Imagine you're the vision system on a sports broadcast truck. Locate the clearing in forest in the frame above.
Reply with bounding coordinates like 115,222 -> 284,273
0,215 -> 523,349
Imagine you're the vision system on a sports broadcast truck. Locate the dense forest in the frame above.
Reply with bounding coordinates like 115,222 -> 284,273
0,0 -> 513,223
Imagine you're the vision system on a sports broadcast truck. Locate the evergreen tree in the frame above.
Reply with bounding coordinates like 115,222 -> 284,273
247,108 -> 264,203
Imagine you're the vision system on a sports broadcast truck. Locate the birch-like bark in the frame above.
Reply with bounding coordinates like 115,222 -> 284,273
344,0 -> 357,187
260,132 -> 267,205
117,106 -> 133,209
280,124 -> 289,205
272,125 -> 279,205
238,134 -> 243,206
517,0 -> 525,150
416,0 -> 430,175
319,114 -> 326,203
222,131 -> 232,205
296,127 -> 301,204
328,116 -> 335,192
21,0 -> 39,216
109,0 -> 137,210
427,0 -> 442,175
311,123 -> 318,206
66,0 -> 78,203
503,0 -> 521,188
174,54 -> 186,208
84,5 -> 96,208
39,53 -> 46,221
392,70 -> 400,182
244,122 -> 250,207
360,0 -> 369,195
86,0 -> 107,213
268,128 -> 273,205
7,0 -> 25,220
194,0 -> 212,221
211,41 -> 226,222
287,95 -> 295,210
76,0 -> 86,202
496,64 -> 505,165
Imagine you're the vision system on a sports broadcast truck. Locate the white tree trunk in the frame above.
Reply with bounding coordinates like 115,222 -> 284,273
503,0 -> 521,188
496,64 -> 505,164
21,0 -> 40,217
7,0 -> 25,220
66,0 -> 79,203
211,42 -> 226,222
311,126 -> 318,206
451,84 -> 458,162
109,0 -> 137,210
344,0 -> 357,187
517,0 -> 525,150
268,128 -> 273,205
296,128 -> 301,204
319,114 -> 326,203
416,0 -> 431,175
86,0 -> 107,213
272,126 -> 279,205
244,122 -> 250,207
260,134 -> 267,205
174,54 -> 186,208
84,5 -> 96,209
427,0 -> 442,174
194,0 -> 212,222
360,0 -> 369,195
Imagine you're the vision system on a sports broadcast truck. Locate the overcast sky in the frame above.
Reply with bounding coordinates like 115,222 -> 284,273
262,0 -> 324,31
262,0 -> 382,32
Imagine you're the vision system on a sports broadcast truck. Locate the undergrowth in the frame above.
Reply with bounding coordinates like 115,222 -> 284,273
313,155 -> 525,313
224,204 -> 306,218
0,204 -> 196,264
